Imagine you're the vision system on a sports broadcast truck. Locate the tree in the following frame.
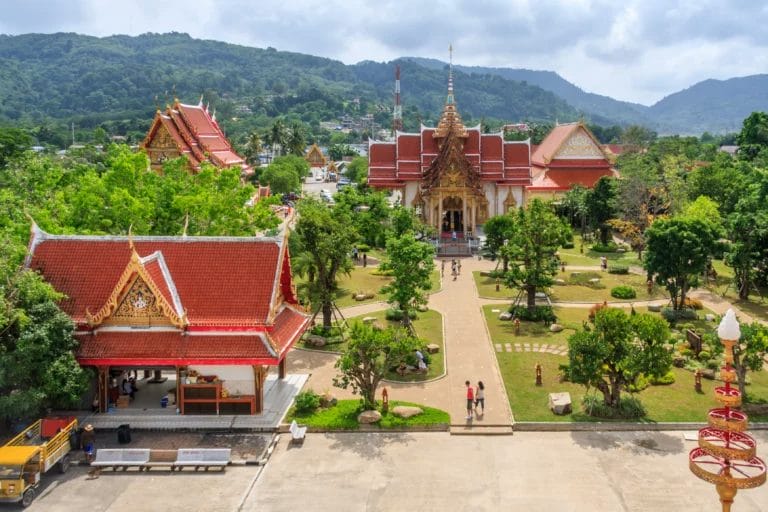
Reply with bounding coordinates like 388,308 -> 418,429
379,233 -> 434,331
333,322 -> 420,409
243,131 -> 263,166
267,119 -> 288,156
500,199 -> 569,309
737,111 -> 768,161
725,183 -> 768,299
621,124 -> 656,152
644,217 -> 720,310
286,121 -> 307,156
259,161 -> 300,194
586,176 -> 617,245
0,128 -> 33,168
568,308 -> 671,409
560,185 -> 590,236
293,199 -> 357,327
730,322 -> 768,399
0,268 -> 90,422
345,156 -> 368,185
482,213 -> 516,271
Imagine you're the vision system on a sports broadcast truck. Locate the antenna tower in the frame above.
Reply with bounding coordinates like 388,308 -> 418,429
392,64 -> 403,133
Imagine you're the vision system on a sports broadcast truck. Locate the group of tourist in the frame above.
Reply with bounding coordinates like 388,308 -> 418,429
351,246 -> 368,267
440,258 -> 462,281
465,380 -> 485,419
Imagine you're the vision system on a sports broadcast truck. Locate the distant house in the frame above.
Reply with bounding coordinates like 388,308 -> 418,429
141,99 -> 252,176
719,145 -> 739,156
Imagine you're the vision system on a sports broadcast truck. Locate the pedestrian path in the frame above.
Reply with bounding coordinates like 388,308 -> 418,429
495,342 -> 568,356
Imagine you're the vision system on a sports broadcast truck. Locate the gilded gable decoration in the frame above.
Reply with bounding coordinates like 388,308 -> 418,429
554,130 -> 604,159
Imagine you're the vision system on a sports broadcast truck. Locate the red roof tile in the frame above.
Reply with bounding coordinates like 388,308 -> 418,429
76,331 -> 277,365
270,306 -> 310,356
28,234 -> 287,327
529,169 -> 615,190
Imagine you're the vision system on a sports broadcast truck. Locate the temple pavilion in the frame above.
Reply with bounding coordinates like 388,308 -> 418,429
141,99 -> 252,176
25,223 -> 308,415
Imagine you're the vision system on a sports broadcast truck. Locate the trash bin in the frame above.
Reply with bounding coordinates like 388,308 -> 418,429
117,424 -> 131,444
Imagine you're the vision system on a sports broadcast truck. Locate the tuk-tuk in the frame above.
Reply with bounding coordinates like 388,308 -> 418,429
0,417 -> 77,507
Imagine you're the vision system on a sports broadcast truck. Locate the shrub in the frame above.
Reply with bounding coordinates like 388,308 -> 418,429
562,241 -> 575,249
508,305 -> 557,323
582,395 -> 646,419
628,373 -> 649,392
680,348 -> 694,358
607,264 -> 629,274
385,308 -> 417,321
588,302 -> 609,321
294,390 -> 321,413
591,242 -> 618,253
706,359 -> 720,370
611,285 -> 636,299
698,350 -> 711,361
662,307 -> 698,323
310,325 -> 343,337
649,370 -> 676,385
356,243 -> 371,253
683,297 -> 704,310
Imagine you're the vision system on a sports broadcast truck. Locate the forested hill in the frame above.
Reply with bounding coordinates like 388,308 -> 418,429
0,32 -> 579,137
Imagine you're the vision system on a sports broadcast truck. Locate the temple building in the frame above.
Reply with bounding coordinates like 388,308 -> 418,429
305,143 -> 327,168
368,68 -> 616,234
25,223 -> 307,415
368,68 -> 530,236
141,99 -> 252,176
527,122 -> 617,201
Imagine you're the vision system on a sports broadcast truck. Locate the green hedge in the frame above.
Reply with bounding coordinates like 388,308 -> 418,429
385,308 -> 418,321
608,265 -> 629,274
662,307 -> 698,323
508,305 -> 557,323
591,242 -> 618,253
610,285 -> 636,299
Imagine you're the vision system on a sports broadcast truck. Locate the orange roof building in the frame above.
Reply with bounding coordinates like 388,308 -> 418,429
305,143 -> 326,168
25,223 -> 308,415
141,99 -> 252,176
528,122 -> 617,201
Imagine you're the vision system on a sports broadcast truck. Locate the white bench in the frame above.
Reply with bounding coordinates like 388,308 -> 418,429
173,448 -> 231,471
289,420 -> 306,444
91,449 -> 151,471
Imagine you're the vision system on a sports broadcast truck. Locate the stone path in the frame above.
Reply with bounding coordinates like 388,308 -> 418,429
495,342 -> 568,355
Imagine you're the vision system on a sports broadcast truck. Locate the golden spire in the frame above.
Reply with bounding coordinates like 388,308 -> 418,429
434,43 -> 466,139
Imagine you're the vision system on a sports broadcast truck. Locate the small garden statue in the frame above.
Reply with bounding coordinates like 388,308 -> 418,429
694,369 -> 702,393
535,363 -> 543,386
495,277 -> 500,292
382,387 -> 389,413
514,318 -> 521,335
646,279 -> 653,294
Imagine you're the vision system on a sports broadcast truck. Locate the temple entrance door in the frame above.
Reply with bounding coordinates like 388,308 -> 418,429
441,197 -> 464,233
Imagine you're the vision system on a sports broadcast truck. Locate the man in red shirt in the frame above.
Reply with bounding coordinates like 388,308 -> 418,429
465,380 -> 474,420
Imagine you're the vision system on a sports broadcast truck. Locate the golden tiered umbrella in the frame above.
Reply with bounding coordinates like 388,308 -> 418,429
689,309 -> 766,511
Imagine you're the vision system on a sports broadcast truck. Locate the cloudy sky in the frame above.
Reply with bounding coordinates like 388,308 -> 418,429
1,0 -> 766,105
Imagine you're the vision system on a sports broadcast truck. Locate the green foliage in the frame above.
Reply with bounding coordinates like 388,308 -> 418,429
259,159 -> 301,194
333,187 -> 391,248
649,370 -> 676,385
379,233 -> 434,330
345,156 -> 368,185
568,308 -> 672,409
294,390 -> 321,414
293,199 -> 357,327
661,308 -> 698,323
287,399 -> 449,430
582,394 -> 647,419
333,322 -> 422,409
698,350 -> 711,361
0,127 -> 33,167
499,200 -> 570,309
586,177 -> 617,245
385,308 -> 418,322
628,373 -> 649,392
508,305 -> 557,323
607,265 -> 629,275
610,285 -> 636,299
591,242 -> 619,253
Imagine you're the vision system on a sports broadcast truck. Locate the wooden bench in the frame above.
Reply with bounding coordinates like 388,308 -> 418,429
289,420 -> 306,444
139,449 -> 178,472
173,448 -> 231,471
91,449 -> 151,471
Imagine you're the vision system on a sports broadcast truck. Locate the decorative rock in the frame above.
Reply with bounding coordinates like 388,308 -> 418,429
549,323 -> 564,333
570,272 -> 582,277
417,304 -> 429,312
392,405 -> 423,419
499,312 -> 513,321
647,304 -> 662,312
589,278 -> 600,284
617,248 -> 626,253
306,335 -> 326,347
319,394 -> 337,407
362,316 -> 377,324
701,369 -> 716,380
549,392 -> 572,415
535,292 -> 547,299
357,410 -> 382,424
354,294 -> 368,301
554,279 -> 566,285
705,314 -> 716,322
426,343 -> 440,354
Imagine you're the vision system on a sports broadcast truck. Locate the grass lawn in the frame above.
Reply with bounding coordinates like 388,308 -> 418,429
286,399 -> 450,430
482,304 -> 768,422
558,234 -> 643,268
473,270 -> 667,302
297,266 -> 441,309
705,259 -> 768,322
299,308 -> 445,382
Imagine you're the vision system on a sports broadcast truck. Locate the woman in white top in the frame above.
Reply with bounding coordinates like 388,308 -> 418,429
474,381 -> 485,414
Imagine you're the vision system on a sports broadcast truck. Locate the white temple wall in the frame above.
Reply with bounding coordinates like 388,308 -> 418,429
187,365 -> 255,396
403,182 -> 419,208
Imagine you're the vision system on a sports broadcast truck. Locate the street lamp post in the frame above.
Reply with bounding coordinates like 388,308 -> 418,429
689,309 -> 766,511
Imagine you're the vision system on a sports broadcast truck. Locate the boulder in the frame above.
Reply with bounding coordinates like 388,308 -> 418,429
362,316 -> 377,324
549,323 -> 564,333
417,304 -> 429,312
647,304 -> 662,312
535,292 -> 547,299
319,394 -> 337,408
554,278 -> 566,285
701,369 -> 716,380
616,248 -> 626,253
391,405 -> 423,419
354,294 -> 368,301
306,335 -> 326,348
705,314 -> 716,322
499,312 -> 513,321
589,278 -> 600,284
426,343 -> 440,354
357,410 -> 382,424
548,392 -> 572,415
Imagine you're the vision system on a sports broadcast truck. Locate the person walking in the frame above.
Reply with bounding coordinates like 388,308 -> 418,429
465,380 -> 475,420
441,259 -> 445,277
474,381 -> 485,415
457,259 -> 462,275
80,424 -> 96,464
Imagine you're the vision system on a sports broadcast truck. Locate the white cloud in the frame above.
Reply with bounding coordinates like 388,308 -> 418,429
0,0 -> 766,105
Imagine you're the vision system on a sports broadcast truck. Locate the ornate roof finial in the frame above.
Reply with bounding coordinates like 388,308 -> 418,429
198,94 -> 204,108
128,224 -> 135,251
434,43 -> 466,139
182,213 -> 189,237
447,43 -> 454,106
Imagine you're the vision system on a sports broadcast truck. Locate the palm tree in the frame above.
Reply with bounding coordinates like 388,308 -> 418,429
243,131 -> 263,166
287,121 -> 306,156
268,119 -> 287,157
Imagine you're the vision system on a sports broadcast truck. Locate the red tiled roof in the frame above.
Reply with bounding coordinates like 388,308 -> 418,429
28,233 -> 288,327
76,331 -> 277,366
270,306 -> 310,356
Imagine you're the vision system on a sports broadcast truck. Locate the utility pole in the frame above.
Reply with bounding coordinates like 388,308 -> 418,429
392,64 -> 403,135
71,122 -> 75,146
